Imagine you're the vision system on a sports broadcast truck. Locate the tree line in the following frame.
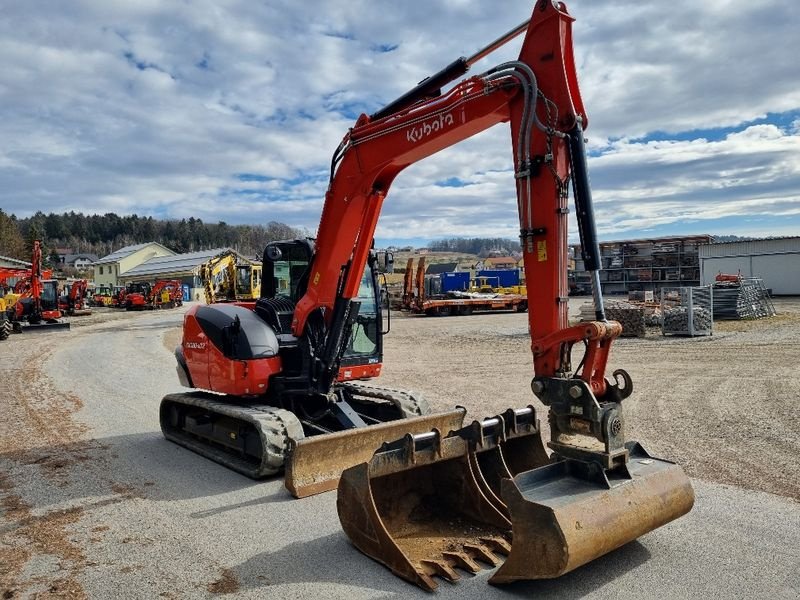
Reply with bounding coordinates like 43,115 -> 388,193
0,209 -> 304,265
427,237 -> 521,257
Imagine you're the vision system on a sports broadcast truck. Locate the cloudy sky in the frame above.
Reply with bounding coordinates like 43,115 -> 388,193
2,0 -> 798,246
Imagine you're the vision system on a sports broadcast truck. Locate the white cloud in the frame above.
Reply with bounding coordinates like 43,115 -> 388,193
0,0 -> 798,244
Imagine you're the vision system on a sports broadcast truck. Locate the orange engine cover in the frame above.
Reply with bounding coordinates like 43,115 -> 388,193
181,304 -> 283,396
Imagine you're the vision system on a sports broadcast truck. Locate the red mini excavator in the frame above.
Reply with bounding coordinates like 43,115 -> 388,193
123,281 -> 153,310
150,279 -> 184,309
161,0 -> 692,588
10,241 -> 70,332
125,279 -> 183,310
59,279 -> 92,316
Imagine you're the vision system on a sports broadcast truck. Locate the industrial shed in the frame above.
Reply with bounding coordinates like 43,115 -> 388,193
0,254 -> 30,268
118,247 -> 253,301
699,237 -> 800,295
93,242 -> 175,288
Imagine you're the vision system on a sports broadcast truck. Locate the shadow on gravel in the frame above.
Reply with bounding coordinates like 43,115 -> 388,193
0,432 -> 293,506
88,321 -> 183,333
232,531 -> 651,598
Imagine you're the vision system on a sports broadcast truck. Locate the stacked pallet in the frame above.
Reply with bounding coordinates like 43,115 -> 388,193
712,278 -> 776,320
579,301 -> 646,337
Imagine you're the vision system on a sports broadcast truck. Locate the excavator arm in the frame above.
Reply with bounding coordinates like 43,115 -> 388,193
294,1 -> 615,412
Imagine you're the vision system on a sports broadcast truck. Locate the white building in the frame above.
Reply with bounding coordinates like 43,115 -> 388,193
699,237 -> 800,295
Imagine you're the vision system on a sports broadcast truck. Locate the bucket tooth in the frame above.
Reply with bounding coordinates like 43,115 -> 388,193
480,536 -> 511,556
441,551 -> 481,574
489,443 -> 695,584
420,559 -> 460,582
463,543 -> 500,567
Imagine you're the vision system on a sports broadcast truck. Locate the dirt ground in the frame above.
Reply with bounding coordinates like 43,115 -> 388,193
374,297 -> 800,500
0,299 -> 798,598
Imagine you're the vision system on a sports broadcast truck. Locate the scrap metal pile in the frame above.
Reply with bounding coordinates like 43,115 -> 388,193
662,305 -> 713,333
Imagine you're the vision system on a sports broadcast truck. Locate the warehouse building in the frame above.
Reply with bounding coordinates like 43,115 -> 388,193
699,237 -> 800,295
0,254 -> 30,269
570,234 -> 712,295
119,247 -> 254,301
93,242 -> 175,287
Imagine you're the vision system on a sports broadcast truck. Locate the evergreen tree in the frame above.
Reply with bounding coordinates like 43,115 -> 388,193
0,209 -> 26,259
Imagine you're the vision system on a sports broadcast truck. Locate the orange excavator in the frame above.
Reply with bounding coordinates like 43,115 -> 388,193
59,279 -> 92,316
8,241 -> 70,332
126,279 -> 183,310
160,1 -> 692,589
150,279 -> 184,308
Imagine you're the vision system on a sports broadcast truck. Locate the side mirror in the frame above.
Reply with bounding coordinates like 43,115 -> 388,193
266,245 -> 283,261
376,251 -> 394,274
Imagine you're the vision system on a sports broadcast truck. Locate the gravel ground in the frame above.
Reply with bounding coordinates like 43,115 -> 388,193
376,297 -> 800,499
1,300 -> 798,599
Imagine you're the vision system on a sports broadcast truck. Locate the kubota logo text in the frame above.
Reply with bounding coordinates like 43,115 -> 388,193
406,112 -> 455,143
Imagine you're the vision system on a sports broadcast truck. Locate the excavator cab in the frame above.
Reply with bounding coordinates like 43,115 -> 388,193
260,239 -> 384,372
341,257 -> 382,368
261,239 -> 312,301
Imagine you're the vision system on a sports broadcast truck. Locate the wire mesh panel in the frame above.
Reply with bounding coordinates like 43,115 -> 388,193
712,277 -> 776,320
661,285 -> 713,336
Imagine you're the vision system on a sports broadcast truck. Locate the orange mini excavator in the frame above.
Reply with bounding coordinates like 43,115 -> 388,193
10,241 -> 70,332
59,279 -> 92,316
161,0 -> 692,589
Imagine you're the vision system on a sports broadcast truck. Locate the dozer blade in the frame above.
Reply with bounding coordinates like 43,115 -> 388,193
337,408 -> 548,592
285,408 -> 466,498
490,442 -> 695,584
18,321 -> 70,332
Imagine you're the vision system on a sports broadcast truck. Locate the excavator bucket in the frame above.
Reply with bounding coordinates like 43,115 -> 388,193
471,407 -> 550,517
338,410 -> 693,591
490,442 -> 694,583
285,408 -> 467,498
337,408 -> 549,591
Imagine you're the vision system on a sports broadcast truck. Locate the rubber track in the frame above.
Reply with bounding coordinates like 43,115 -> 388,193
160,391 -> 305,478
161,384 -> 430,479
342,381 -> 431,417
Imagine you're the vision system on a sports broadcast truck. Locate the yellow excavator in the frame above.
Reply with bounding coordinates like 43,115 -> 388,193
198,250 -> 262,304
0,293 -> 16,340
